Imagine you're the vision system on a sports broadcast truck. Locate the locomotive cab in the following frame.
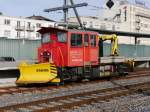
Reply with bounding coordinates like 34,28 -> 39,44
38,27 -> 68,66
38,27 -> 99,67
38,27 -> 99,81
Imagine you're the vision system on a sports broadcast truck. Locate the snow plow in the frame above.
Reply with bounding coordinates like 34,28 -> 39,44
16,62 -> 60,84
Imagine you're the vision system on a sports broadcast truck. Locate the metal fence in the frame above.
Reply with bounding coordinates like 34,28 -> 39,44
0,38 -> 40,60
103,43 -> 150,57
0,38 -> 149,61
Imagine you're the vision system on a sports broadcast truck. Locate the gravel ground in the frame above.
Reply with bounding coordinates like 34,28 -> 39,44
68,92 -> 150,112
0,76 -> 150,108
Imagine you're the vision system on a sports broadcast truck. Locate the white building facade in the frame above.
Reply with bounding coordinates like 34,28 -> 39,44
0,15 -> 55,40
68,0 -> 150,45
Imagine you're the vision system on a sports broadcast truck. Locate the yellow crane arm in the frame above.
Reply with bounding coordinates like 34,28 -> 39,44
99,34 -> 118,56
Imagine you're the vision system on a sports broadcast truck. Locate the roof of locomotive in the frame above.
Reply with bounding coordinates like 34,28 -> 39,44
38,27 -> 98,34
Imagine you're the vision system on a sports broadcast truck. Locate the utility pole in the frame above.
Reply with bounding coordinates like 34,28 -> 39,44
70,0 -> 84,29
64,0 -> 68,23
44,0 -> 88,29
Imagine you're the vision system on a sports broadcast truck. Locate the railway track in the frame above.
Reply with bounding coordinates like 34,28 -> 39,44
0,81 -> 149,112
0,69 -> 149,111
0,69 -> 149,96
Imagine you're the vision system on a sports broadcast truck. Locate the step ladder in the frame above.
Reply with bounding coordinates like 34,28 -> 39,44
83,63 -> 91,79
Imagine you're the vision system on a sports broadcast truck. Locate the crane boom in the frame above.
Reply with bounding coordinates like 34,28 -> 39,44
99,34 -> 118,56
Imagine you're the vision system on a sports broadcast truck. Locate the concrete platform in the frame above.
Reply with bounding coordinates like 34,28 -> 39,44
0,78 -> 17,87
0,60 -> 35,70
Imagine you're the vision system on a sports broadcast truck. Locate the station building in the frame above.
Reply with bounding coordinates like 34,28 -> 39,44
0,15 -> 55,60
0,15 -> 55,40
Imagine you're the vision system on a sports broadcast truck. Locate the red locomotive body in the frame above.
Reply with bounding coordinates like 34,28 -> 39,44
38,27 -> 99,68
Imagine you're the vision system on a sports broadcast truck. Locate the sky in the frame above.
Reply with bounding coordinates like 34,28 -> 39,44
0,0 -> 149,21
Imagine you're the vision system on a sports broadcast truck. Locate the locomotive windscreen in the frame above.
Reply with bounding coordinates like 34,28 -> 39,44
57,32 -> 67,42
42,33 -> 51,43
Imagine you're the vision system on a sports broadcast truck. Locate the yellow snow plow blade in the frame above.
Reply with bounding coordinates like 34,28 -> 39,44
16,62 -> 60,84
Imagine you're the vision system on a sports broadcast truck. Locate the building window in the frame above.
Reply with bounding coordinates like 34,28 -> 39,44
49,25 -> 53,27
144,24 -> 148,28
17,21 -> 21,27
112,25 -> 115,31
27,22 -> 31,28
4,19 -> 10,25
36,33 -> 41,38
4,30 -> 11,37
83,21 -> 87,27
42,33 -> 51,43
27,32 -> 31,38
141,23 -> 144,27
17,31 -> 21,38
90,21 -> 93,28
71,33 -> 82,47
100,24 -> 106,30
124,7 -> 127,22
36,23 -> 41,28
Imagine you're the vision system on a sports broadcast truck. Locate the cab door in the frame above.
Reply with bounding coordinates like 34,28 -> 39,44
89,34 -> 99,65
50,32 -> 58,64
83,34 -> 90,65
69,33 -> 83,66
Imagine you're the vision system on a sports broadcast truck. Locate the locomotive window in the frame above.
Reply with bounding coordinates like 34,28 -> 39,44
90,35 -> 96,47
42,33 -> 51,43
58,32 -> 67,42
71,33 -> 82,47
84,34 -> 89,47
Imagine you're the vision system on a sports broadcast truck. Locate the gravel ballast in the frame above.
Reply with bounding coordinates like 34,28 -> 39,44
68,92 -> 150,112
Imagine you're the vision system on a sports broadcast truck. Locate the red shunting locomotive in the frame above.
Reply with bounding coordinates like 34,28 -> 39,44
16,27 -> 132,84
38,27 -> 117,82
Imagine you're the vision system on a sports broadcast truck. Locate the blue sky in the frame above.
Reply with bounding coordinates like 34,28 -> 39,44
0,0 -> 149,21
